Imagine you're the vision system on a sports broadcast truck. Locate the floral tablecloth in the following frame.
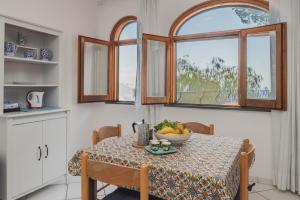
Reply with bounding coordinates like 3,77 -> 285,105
68,134 -> 243,200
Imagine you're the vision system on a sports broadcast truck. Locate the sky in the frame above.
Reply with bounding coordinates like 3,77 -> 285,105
118,6 -> 272,100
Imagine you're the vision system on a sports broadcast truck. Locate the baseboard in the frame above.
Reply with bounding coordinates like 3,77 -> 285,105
250,176 -> 273,185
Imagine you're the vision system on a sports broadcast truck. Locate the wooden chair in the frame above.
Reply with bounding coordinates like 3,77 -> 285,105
92,124 -> 121,146
91,124 -> 121,198
81,153 -> 162,200
183,122 -> 214,135
240,139 -> 255,200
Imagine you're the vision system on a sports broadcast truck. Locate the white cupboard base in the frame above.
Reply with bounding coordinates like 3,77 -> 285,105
0,110 -> 69,200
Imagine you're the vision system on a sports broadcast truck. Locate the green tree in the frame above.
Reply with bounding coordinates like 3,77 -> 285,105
176,55 -> 265,104
232,7 -> 269,26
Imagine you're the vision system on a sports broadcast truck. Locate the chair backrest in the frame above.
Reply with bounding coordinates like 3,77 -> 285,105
240,138 -> 255,200
92,124 -> 121,145
81,153 -> 149,200
183,122 -> 214,135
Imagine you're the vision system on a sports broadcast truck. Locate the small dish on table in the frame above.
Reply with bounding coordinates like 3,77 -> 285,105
145,139 -> 177,155
144,145 -> 177,155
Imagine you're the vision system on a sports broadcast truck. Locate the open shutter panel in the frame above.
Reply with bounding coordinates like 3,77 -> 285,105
239,23 -> 287,110
141,33 -> 171,105
78,35 -> 114,103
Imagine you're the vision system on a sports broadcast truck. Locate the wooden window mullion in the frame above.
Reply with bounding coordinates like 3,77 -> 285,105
141,37 -> 148,104
108,42 -> 117,102
238,31 -> 247,107
170,38 -> 177,103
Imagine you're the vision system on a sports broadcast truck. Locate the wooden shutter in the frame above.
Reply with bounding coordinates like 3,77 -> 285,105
141,34 -> 171,104
78,35 -> 114,103
239,23 -> 287,110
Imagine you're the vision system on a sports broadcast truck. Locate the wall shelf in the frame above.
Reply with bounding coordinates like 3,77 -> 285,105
1,17 -> 62,115
4,56 -> 58,65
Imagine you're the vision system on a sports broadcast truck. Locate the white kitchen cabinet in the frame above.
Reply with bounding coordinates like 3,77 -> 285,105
0,110 -> 69,200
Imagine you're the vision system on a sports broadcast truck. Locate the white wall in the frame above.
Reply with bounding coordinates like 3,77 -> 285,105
0,0 -> 274,181
0,0 -> 102,157
96,0 -> 274,181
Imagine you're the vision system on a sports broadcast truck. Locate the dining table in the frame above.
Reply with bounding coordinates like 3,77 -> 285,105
68,134 -> 244,200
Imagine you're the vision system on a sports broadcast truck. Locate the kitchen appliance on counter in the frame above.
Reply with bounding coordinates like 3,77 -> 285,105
27,91 -> 44,109
4,102 -> 20,113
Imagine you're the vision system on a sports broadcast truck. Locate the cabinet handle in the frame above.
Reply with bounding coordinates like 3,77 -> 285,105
38,146 -> 42,161
45,145 -> 49,159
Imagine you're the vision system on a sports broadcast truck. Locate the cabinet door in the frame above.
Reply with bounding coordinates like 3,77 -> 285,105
43,118 -> 66,183
10,122 -> 43,197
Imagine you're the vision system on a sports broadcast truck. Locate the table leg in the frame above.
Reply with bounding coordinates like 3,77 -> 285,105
88,178 -> 96,200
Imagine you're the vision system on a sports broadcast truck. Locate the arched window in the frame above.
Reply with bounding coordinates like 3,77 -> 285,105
167,0 -> 286,110
111,16 -> 137,102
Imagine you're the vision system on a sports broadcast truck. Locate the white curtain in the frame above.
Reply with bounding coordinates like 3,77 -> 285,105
270,0 -> 300,193
135,0 -> 163,126
84,43 -> 108,95
147,40 -> 166,97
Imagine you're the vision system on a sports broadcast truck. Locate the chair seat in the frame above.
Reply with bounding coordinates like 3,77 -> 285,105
103,188 -> 164,200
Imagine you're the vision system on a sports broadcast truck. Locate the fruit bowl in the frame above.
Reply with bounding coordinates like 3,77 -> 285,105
154,131 -> 192,144
154,120 -> 192,144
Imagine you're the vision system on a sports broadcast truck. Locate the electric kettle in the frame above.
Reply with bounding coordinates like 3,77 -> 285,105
27,91 -> 44,108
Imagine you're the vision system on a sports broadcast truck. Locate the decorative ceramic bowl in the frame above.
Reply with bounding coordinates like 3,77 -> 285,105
154,131 -> 192,144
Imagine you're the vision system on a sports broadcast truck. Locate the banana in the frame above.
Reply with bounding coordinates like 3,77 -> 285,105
176,122 -> 184,130
159,126 -> 176,134
175,129 -> 181,134
156,121 -> 191,135
183,128 -> 190,134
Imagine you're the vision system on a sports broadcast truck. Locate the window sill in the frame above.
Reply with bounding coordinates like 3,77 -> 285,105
105,101 -> 135,105
104,101 -> 271,112
165,103 -> 271,112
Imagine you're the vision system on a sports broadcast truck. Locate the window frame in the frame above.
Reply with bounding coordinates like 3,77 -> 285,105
168,0 -> 287,110
110,16 -> 137,103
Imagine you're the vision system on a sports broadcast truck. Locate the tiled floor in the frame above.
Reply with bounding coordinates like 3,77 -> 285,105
250,183 -> 300,200
17,182 -> 118,200
17,182 -> 300,200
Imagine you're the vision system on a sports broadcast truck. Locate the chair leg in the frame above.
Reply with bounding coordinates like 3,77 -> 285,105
248,183 -> 256,191
89,178 -> 96,200
140,164 -> 149,200
240,152 -> 249,200
81,153 -> 89,200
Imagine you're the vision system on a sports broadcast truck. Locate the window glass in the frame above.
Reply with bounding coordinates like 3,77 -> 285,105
177,6 -> 269,35
84,42 -> 108,96
146,40 -> 166,97
176,38 -> 238,105
247,31 -> 276,100
118,21 -> 138,101
119,22 -> 137,40
119,45 -> 137,101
